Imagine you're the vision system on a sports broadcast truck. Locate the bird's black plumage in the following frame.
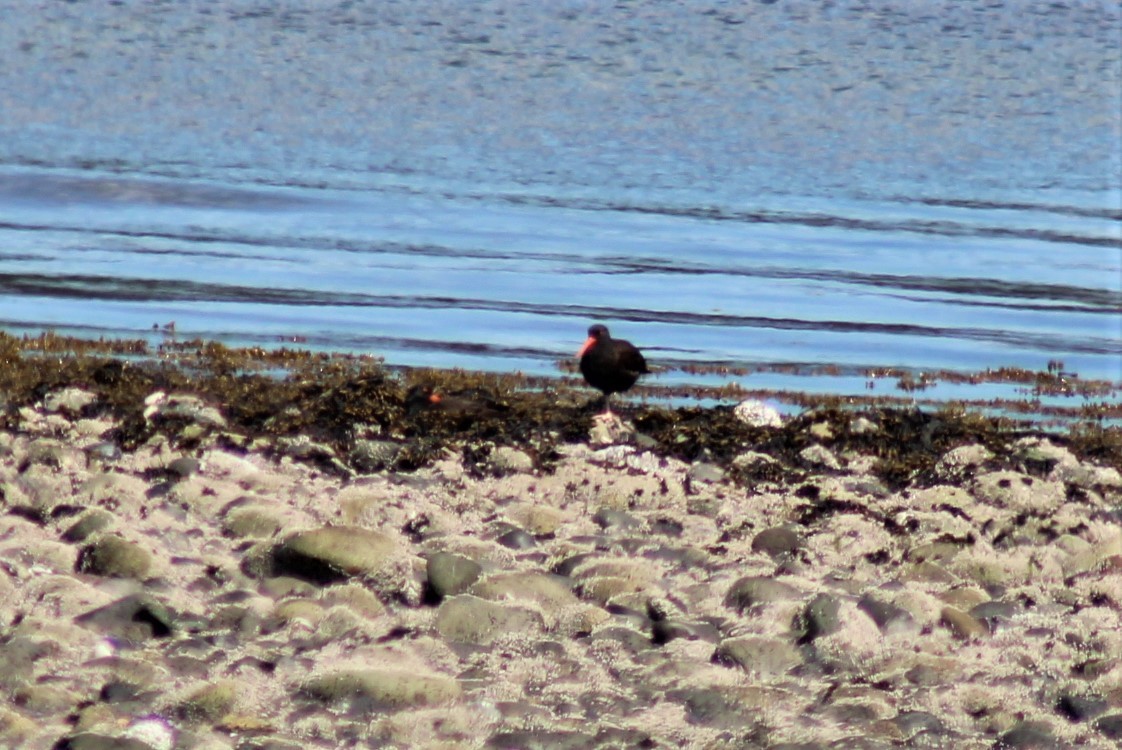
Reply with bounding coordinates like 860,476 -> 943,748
578,324 -> 649,408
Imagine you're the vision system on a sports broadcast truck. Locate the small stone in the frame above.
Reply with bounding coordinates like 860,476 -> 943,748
434,595 -> 544,645
495,528 -> 537,549
271,526 -> 398,585
734,399 -> 783,427
850,416 -> 878,434
300,669 -> 460,710
796,593 -> 841,643
800,444 -> 841,470
809,421 -> 834,441
939,606 -> 988,640
724,576 -> 800,613
222,506 -> 284,539
713,636 -> 802,675
593,508 -> 639,531
62,510 -> 115,543
84,442 -> 122,462
426,552 -> 483,601
349,439 -> 401,472
687,462 -> 725,483
934,444 -> 993,481
589,416 -> 635,445
43,387 -> 97,415
489,446 -> 534,474
53,731 -> 160,750
1055,691 -> 1108,722
969,600 -> 1018,633
486,730 -> 596,749
994,720 -> 1056,748
857,594 -> 916,634
1094,714 -> 1122,741
75,594 -> 175,642
751,526 -> 802,559
166,456 -> 199,478
77,535 -> 153,580
174,680 -> 238,723
892,710 -> 945,739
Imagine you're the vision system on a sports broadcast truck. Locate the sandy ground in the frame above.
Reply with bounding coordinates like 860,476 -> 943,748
1,386 -> 1120,750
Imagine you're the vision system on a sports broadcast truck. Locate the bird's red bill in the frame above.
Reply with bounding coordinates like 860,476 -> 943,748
577,336 -> 596,358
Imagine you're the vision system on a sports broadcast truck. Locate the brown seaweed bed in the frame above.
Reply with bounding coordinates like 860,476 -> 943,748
2,333 -> 1120,483
1,332 -> 1121,749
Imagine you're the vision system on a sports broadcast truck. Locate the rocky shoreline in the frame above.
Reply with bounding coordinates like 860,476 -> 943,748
1,340 -> 1121,749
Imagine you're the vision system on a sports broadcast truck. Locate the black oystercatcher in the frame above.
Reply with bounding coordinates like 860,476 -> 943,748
577,324 -> 649,417
405,384 -> 506,423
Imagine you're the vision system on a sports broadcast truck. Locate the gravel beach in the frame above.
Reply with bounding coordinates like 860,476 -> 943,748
1,345 -> 1120,749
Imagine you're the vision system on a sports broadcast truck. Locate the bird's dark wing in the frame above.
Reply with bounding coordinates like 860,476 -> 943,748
617,344 -> 649,376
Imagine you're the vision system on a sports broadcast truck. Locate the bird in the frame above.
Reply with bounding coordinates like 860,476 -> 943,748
577,324 -> 649,418
404,384 -> 506,424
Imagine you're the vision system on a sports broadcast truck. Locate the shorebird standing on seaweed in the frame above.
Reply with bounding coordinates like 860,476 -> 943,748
577,324 -> 649,419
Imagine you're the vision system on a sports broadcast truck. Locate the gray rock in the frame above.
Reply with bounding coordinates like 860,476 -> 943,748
495,528 -> 537,549
857,594 -> 916,633
934,444 -> 993,481
349,439 -> 401,472
166,456 -> 199,478
43,387 -> 97,415
434,595 -> 544,645
275,435 -> 337,461
24,439 -> 86,471
796,593 -> 841,643
62,509 -> 115,543
850,416 -> 879,434
426,551 -> 482,601
592,507 -> 639,531
75,594 -> 174,642
939,606 -> 988,640
751,526 -> 802,559
173,680 -> 237,723
993,720 -> 1056,748
969,600 -> 1018,633
651,618 -> 720,645
271,526 -> 398,585
668,687 -> 754,729
734,399 -> 782,427
688,462 -> 725,483
893,710 -> 945,738
489,446 -> 534,474
54,732 -> 160,750
973,470 -> 1064,513
1055,691 -> 1108,722
300,668 -> 460,710
800,444 -> 841,470
85,441 -> 123,462
222,505 -> 284,539
724,576 -> 800,613
1094,714 -> 1122,741
77,535 -> 153,580
143,392 -> 227,428
713,636 -> 802,675
485,730 -> 596,750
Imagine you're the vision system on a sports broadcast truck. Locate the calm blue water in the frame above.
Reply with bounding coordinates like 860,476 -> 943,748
0,1 -> 1119,407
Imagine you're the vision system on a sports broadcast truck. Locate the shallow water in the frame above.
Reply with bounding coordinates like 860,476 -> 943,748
0,1 -> 1119,407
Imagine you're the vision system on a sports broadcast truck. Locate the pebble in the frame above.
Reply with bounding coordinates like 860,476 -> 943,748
270,526 -> 399,585
426,551 -> 483,600
733,399 -> 783,427
300,669 -> 460,710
